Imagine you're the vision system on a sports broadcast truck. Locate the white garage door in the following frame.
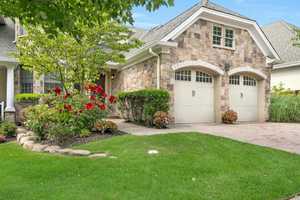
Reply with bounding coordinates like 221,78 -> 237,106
174,70 -> 215,123
229,75 -> 258,122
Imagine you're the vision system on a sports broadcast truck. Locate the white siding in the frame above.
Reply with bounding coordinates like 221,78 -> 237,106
271,67 -> 300,91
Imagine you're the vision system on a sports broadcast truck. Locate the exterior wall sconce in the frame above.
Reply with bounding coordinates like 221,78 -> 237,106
225,62 -> 231,72
111,73 -> 116,80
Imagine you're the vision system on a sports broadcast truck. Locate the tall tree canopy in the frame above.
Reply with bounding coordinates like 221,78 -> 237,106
0,0 -> 174,35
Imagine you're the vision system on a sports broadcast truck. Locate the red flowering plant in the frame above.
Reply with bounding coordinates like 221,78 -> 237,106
24,83 -> 117,144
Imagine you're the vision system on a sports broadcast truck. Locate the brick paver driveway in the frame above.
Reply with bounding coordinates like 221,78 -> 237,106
115,119 -> 300,155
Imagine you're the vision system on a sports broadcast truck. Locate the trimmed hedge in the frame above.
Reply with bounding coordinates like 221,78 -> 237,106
15,93 -> 44,103
270,95 -> 300,122
117,89 -> 170,126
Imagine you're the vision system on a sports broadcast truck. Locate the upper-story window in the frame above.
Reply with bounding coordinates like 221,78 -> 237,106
213,26 -> 222,46
212,25 -> 235,49
225,29 -> 234,48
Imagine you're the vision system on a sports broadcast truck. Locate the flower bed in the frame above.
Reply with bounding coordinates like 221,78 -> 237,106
23,83 -> 120,145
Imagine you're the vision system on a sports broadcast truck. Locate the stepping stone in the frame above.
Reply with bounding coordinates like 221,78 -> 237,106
148,150 -> 159,155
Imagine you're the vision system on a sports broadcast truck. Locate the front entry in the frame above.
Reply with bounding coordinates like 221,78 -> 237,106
229,75 -> 258,122
0,68 -> 6,102
174,69 -> 215,123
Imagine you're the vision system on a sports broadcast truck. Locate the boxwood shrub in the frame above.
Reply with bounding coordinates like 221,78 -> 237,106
117,89 -> 170,126
269,95 -> 300,122
15,93 -> 44,103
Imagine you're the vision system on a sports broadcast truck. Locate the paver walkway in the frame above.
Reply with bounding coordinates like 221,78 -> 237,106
114,119 -> 300,155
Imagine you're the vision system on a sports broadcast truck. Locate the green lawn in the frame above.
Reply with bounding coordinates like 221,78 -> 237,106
1,133 -> 300,200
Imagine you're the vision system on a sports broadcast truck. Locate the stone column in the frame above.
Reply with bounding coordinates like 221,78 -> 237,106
5,66 -> 16,122
214,76 -> 222,123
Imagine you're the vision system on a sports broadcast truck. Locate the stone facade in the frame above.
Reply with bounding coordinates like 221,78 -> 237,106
112,18 -> 272,123
112,57 -> 158,94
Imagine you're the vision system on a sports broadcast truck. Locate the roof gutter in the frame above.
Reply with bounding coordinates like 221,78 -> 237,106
149,48 -> 161,89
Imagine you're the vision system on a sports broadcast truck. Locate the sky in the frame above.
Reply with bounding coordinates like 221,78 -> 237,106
133,0 -> 300,29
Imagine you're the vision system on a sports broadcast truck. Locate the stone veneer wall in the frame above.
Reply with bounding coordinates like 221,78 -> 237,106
111,57 -> 157,94
159,19 -> 271,121
112,18 -> 272,122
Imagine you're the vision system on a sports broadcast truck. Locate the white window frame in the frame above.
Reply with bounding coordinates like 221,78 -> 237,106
229,75 -> 240,85
175,70 -> 192,82
212,25 -> 222,46
196,71 -> 213,83
243,76 -> 257,86
224,28 -> 235,48
212,24 -> 235,50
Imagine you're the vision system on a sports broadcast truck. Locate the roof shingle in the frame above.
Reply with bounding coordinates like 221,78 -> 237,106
262,21 -> 300,64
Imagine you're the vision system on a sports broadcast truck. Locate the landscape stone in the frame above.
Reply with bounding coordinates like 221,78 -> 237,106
31,144 -> 48,152
44,145 -> 62,153
68,149 -> 91,156
17,134 -> 26,142
19,136 -> 31,145
23,141 -> 35,150
57,148 -> 74,155
88,153 -> 108,158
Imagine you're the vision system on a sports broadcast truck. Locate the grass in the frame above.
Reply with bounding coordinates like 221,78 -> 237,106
1,133 -> 300,200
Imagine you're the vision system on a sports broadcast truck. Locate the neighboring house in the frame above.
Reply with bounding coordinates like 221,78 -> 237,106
263,21 -> 300,92
0,0 -> 280,123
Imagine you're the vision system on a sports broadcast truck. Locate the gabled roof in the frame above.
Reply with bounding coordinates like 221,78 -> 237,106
127,1 -> 252,58
0,18 -> 16,63
263,21 -> 300,68
125,1 -> 279,63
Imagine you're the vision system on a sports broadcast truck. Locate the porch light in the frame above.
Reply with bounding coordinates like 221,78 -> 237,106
111,73 -> 116,80
225,62 -> 231,72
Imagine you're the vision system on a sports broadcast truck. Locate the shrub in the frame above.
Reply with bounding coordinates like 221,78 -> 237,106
24,105 -> 55,139
15,93 -> 44,103
222,110 -> 238,124
0,121 -> 17,137
117,89 -> 169,126
153,111 -> 170,129
46,122 -> 75,144
24,83 -> 116,144
94,120 -> 118,134
270,95 -> 300,122
80,129 -> 92,138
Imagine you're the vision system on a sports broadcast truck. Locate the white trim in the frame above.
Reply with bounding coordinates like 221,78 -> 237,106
161,7 -> 280,60
228,66 -> 267,80
273,61 -> 300,70
120,54 -> 155,71
172,60 -> 225,75
0,101 -> 4,121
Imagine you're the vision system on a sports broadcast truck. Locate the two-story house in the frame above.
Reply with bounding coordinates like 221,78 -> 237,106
0,0 -> 280,123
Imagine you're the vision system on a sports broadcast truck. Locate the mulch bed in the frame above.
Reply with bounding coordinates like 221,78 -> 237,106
40,130 -> 127,148
0,136 -> 16,144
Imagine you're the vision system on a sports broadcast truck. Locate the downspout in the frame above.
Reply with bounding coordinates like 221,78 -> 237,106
149,48 -> 161,89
